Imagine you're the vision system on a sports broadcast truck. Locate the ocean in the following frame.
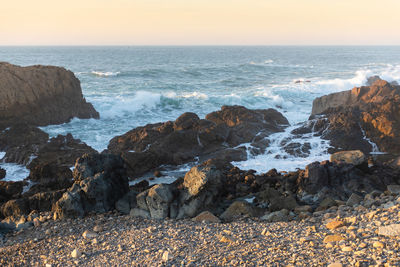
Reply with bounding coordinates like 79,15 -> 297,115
1,46 -> 400,181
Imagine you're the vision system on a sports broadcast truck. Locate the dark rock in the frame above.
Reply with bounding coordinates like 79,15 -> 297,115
53,153 -> 129,218
0,181 -> 24,203
116,190 -> 138,214
0,168 -> 5,180
0,62 -> 99,127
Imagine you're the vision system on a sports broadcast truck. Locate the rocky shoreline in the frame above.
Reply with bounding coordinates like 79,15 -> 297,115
0,63 -> 400,265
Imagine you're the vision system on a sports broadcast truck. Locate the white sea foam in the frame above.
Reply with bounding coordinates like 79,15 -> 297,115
90,71 -> 121,77
101,91 -> 162,118
182,92 -> 209,100
0,162 -> 30,182
233,124 -> 331,173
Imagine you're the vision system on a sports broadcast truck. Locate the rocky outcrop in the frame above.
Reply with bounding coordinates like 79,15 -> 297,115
0,62 -> 99,128
301,79 -> 400,154
107,105 -> 289,177
53,153 -> 129,218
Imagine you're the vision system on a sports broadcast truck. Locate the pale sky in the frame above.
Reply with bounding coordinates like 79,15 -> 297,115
1,0 -> 400,45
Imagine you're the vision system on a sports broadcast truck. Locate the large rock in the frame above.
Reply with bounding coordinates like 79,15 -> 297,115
330,150 -> 366,166
53,153 -> 129,218
0,62 -> 99,127
0,181 -> 24,203
307,79 -> 400,154
107,106 -> 288,177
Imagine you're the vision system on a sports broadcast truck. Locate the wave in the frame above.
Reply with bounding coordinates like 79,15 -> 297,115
0,160 -> 30,182
100,91 -> 162,118
90,71 -> 121,77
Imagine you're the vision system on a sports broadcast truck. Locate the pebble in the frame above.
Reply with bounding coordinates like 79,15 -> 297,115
373,241 -> 385,249
326,220 -> 345,230
82,230 -> 98,239
323,235 -> 345,243
71,249 -> 81,258
162,251 -> 173,262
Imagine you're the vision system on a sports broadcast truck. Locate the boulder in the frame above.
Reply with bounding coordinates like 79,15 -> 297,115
146,184 -> 175,219
115,191 -> 138,214
330,150 -> 366,166
177,162 -> 224,219
0,62 -> 99,127
53,153 -> 129,218
0,181 -> 24,203
261,209 -> 290,222
192,211 -> 221,223
107,105 -> 288,177
220,201 -> 263,221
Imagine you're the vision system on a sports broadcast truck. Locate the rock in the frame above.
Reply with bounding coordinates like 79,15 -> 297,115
146,184 -> 174,219
257,188 -> 298,211
192,211 -> 221,223
129,208 -> 151,219
294,205 -> 312,213
115,191 -> 138,215
220,201 -> 263,221
387,185 -> 400,195
53,153 -> 129,218
16,221 -> 33,230
82,230 -> 98,239
177,162 -> 224,219
107,105 -> 288,177
0,62 -> 99,127
93,225 -> 103,233
378,224 -> 400,236
0,222 -> 15,234
341,246 -> 352,252
317,197 -> 337,211
261,209 -> 289,222
326,220 -> 345,230
309,80 -> 400,154
162,251 -> 173,262
0,181 -> 24,203
328,263 -> 343,267
323,234 -> 345,243
373,241 -> 385,249
71,249 -> 82,258
330,150 -> 366,166
346,193 -> 363,206
0,168 -> 5,180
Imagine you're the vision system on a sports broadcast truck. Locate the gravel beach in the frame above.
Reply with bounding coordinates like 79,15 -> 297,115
1,193 -> 399,266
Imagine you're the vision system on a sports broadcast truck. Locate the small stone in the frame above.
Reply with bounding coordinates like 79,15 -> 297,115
219,235 -> 235,243
261,228 -> 271,236
93,225 -> 103,232
378,224 -> 400,237
341,246 -> 352,252
162,251 -> 173,262
326,220 -> 345,230
82,230 -> 98,239
326,242 -> 334,248
71,249 -> 82,258
323,235 -> 345,243
373,241 -> 385,249
33,218 -> 40,227
327,263 -> 343,267
117,244 -> 123,252
92,238 -> 98,245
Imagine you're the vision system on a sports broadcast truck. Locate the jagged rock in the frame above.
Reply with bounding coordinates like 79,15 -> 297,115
107,105 -> 288,177
0,181 -> 24,203
0,62 -> 99,127
308,80 -> 400,154
177,162 -> 224,219
257,187 -> 298,211
146,184 -> 175,219
53,153 -> 129,218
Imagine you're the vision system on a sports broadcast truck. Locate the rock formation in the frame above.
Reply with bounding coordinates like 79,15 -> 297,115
107,105 -> 289,177
0,62 -> 99,128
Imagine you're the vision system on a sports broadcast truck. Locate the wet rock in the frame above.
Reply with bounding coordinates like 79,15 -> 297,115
387,185 -> 400,195
0,62 -> 99,127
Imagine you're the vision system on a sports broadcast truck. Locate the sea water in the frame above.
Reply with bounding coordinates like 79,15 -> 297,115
1,46 -> 400,181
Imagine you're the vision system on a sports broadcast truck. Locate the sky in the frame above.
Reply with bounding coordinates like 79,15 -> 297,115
1,0 -> 400,45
